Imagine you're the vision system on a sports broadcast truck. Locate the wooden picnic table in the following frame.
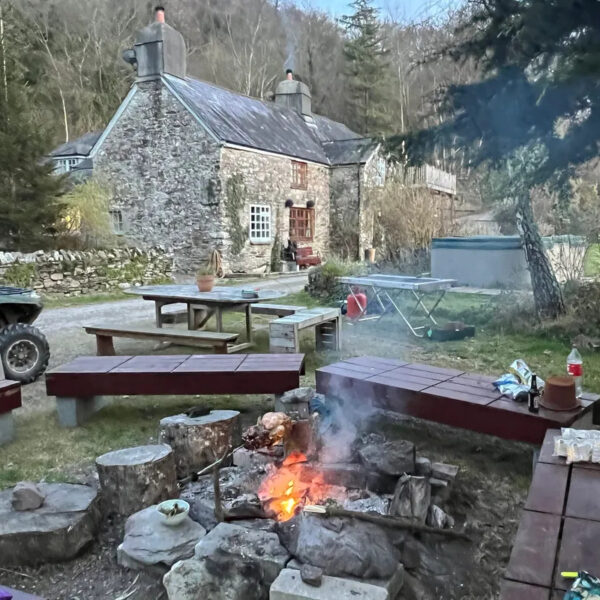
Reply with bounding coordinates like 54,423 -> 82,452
127,285 -> 286,352
501,428 -> 600,599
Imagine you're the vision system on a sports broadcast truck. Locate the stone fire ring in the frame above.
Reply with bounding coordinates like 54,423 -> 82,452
0,483 -> 101,566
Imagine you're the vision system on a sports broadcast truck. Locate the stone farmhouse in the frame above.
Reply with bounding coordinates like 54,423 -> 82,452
50,7 -> 456,274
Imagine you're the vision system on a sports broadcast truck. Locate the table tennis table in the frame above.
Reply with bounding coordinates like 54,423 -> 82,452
338,274 -> 456,337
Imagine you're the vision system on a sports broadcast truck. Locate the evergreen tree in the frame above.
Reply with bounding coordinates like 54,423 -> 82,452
387,0 -> 600,318
0,2 -> 65,252
340,0 -> 390,135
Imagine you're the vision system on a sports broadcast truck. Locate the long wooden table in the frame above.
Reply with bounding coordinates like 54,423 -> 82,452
46,354 -> 305,427
315,356 -> 599,444
501,429 -> 600,599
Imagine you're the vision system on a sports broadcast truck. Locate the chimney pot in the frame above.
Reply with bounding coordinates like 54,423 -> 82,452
286,69 -> 293,81
155,6 -> 165,23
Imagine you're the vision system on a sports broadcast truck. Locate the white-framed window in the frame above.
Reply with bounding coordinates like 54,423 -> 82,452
249,205 -> 271,243
109,210 -> 124,235
54,157 -> 83,174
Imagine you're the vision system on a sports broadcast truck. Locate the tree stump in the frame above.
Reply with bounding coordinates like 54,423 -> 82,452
159,410 -> 240,479
95,444 -> 178,517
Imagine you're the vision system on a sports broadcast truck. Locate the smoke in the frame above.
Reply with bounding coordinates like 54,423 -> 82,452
316,378 -> 378,464
279,5 -> 297,72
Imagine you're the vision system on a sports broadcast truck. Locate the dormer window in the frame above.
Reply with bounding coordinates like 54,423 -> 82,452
54,157 -> 83,174
291,161 -> 308,190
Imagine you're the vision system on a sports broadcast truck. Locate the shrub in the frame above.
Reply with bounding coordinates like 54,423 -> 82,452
306,258 -> 366,301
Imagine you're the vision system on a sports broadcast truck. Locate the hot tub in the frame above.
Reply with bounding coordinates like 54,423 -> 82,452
431,236 -> 531,289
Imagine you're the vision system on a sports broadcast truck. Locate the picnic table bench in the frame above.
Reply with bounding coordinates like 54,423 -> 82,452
0,367 -> 21,445
46,353 -> 305,427
269,308 -> 341,354
501,428 -> 600,599
85,325 -> 242,355
316,356 -> 599,444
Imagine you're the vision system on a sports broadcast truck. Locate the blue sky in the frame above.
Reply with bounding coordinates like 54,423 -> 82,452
300,0 -> 462,23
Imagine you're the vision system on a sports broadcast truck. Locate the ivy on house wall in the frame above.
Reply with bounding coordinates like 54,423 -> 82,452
225,173 -> 247,255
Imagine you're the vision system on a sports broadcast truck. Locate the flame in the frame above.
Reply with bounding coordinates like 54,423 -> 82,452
258,453 -> 346,522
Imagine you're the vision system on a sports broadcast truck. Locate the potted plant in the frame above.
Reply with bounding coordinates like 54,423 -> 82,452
196,265 -> 215,292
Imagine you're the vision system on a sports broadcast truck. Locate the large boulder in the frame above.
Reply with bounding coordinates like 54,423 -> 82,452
358,440 -> 415,477
0,483 -> 100,566
117,505 -> 206,574
278,514 -> 401,579
163,522 -> 290,600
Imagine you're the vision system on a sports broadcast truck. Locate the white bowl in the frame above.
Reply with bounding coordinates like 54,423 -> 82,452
156,499 -> 190,527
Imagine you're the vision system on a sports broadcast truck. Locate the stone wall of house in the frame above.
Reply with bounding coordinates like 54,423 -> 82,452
0,247 -> 173,296
219,147 -> 330,273
94,81 -> 223,274
330,165 -> 361,260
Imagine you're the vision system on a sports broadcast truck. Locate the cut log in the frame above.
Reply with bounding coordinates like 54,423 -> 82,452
159,410 -> 241,479
95,444 -> 178,517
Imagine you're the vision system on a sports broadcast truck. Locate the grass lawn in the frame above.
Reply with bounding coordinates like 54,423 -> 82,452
2,289 -> 598,489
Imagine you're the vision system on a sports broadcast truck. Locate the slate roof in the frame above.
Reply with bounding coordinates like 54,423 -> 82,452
50,131 -> 102,157
165,75 -> 375,166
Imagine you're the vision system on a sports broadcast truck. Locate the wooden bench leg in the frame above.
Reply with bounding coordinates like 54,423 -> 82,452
56,396 -> 108,427
316,319 -> 342,352
96,334 -> 116,356
0,411 -> 15,445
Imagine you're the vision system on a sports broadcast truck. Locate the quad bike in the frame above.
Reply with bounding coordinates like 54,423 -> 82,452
0,286 -> 50,383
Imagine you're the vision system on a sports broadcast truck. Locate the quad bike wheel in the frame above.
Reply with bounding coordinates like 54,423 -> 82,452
0,323 -> 50,383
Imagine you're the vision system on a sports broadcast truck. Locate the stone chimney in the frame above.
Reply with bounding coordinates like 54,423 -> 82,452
275,70 -> 312,118
122,6 -> 187,81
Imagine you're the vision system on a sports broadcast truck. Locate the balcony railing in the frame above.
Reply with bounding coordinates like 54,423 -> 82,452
395,164 -> 457,195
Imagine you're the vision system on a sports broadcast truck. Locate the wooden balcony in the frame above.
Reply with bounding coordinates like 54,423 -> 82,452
395,164 -> 457,195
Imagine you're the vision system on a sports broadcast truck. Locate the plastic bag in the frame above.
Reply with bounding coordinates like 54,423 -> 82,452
494,359 -> 544,400
564,571 -> 600,599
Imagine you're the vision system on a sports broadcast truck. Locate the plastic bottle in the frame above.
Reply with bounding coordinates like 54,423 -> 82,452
567,345 -> 583,398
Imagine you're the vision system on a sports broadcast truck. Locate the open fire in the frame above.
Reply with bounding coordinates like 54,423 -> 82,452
257,451 -> 345,521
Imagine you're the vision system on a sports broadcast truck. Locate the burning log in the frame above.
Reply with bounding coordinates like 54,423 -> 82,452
242,412 -> 292,450
303,505 -> 471,541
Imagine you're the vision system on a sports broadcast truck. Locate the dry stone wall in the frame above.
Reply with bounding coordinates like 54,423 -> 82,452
0,247 -> 173,296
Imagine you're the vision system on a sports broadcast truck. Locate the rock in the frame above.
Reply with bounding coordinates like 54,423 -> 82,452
301,564 -> 323,587
278,514 -> 400,579
288,559 -> 404,599
225,493 -> 265,519
400,539 -> 421,570
343,494 -> 390,516
319,422 -> 357,465
279,387 -> 315,404
426,505 -> 452,530
164,556 -> 265,600
358,440 -> 415,477
390,475 -> 431,524
0,483 -> 100,566
270,569 -> 389,600
194,522 -> 289,585
415,457 -> 432,477
431,463 -> 459,483
402,571 -> 429,600
11,482 -> 45,511
234,518 -> 278,533
96,444 -> 178,517
117,505 -> 206,574
366,472 -> 398,494
307,463 -> 366,489
159,410 -> 240,478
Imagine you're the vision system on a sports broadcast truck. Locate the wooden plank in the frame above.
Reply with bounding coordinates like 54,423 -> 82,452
111,355 -> 189,373
342,356 -> 407,370
427,381 -> 501,402
48,356 -> 132,374
250,304 -> 306,316
369,372 -> 442,391
499,581 -> 550,600
554,518 -> 600,590
85,325 -> 238,342
489,398 -> 589,426
524,463 -> 569,515
401,363 -> 464,378
565,468 -> 600,521
390,365 -> 456,383
505,510 -> 561,588
422,384 -> 497,406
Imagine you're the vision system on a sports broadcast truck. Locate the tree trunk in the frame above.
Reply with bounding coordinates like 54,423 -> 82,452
516,194 -> 565,319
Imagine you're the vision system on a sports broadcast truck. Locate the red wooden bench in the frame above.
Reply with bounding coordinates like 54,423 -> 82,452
501,428 -> 600,599
315,356 -> 599,444
296,246 -> 321,269
0,370 -> 21,445
46,354 -> 305,427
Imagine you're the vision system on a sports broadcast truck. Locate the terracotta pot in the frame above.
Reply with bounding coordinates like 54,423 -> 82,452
196,275 -> 215,292
540,375 -> 579,412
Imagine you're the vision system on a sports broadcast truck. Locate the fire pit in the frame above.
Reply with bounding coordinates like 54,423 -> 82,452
158,387 -> 469,600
